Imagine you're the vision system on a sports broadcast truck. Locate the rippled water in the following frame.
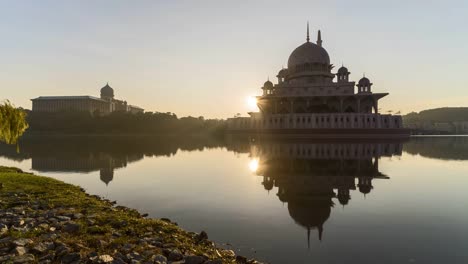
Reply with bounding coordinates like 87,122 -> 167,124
1,136 -> 468,264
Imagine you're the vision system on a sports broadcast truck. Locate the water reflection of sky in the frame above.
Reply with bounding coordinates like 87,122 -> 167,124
1,137 -> 468,264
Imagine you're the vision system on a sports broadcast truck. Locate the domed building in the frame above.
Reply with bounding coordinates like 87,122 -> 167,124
228,25 -> 409,138
31,83 -> 144,114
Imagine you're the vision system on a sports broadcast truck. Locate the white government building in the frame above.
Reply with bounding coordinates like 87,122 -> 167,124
31,83 -> 144,115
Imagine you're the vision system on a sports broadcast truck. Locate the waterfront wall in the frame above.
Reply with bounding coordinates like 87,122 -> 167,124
227,113 -> 403,130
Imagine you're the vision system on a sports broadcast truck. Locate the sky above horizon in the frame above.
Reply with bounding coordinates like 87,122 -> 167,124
1,0 -> 467,118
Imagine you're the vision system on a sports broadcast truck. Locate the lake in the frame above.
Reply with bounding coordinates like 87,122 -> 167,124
1,136 -> 468,264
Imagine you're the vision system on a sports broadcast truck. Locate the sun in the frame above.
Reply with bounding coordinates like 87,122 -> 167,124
247,96 -> 258,111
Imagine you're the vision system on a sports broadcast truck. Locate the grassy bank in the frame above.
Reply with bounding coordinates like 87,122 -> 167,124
0,166 -> 256,263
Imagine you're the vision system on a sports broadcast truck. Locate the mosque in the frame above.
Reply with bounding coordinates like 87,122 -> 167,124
227,25 -> 409,138
31,83 -> 144,114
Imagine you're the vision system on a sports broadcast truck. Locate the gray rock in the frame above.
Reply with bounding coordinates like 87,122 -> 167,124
223,249 -> 236,257
168,250 -> 184,261
235,255 -> 248,263
38,223 -> 49,230
0,237 -> 12,245
63,222 -> 80,233
38,254 -> 54,263
151,254 -> 167,264
99,254 -> 114,262
11,226 -> 30,232
12,254 -> 35,263
196,231 -> 208,241
31,242 -> 52,254
126,252 -> 143,261
61,253 -> 81,264
54,245 -> 70,256
122,243 -> 133,252
13,246 -> 27,256
204,260 -> 223,264
73,213 -> 83,219
111,257 -> 126,264
56,216 -> 71,221
113,252 -> 125,261
0,223 -> 8,234
13,238 -> 33,247
184,255 -> 205,264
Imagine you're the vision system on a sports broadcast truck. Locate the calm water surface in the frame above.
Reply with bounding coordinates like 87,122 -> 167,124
1,136 -> 468,264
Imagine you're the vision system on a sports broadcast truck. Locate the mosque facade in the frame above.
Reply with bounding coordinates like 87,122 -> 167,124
31,83 -> 144,115
227,26 -> 409,138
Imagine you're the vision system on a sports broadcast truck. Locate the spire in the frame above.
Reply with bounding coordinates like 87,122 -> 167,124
317,30 -> 322,47
306,22 -> 310,42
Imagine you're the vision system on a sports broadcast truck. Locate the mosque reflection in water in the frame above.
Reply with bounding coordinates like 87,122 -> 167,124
248,140 -> 403,245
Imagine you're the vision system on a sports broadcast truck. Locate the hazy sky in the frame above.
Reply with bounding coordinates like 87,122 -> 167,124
1,0 -> 467,118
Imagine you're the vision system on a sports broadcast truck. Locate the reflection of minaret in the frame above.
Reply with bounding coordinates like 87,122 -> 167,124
262,176 -> 274,194
358,176 -> 373,196
337,188 -> 351,207
100,167 -> 114,186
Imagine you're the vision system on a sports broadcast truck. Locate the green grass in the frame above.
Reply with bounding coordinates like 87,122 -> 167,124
0,167 -> 237,263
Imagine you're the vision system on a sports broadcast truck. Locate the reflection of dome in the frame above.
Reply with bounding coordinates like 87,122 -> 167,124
100,168 -> 114,186
100,83 -> 114,98
288,42 -> 330,69
288,200 -> 332,242
359,185 -> 372,194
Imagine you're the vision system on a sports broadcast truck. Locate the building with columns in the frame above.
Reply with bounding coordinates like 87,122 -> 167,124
31,83 -> 144,115
227,26 -> 409,138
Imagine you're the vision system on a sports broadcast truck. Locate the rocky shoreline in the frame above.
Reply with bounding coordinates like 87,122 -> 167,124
0,166 -> 263,264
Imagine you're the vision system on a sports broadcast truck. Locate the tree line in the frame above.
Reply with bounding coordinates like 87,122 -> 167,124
26,110 -> 227,136
403,107 -> 468,124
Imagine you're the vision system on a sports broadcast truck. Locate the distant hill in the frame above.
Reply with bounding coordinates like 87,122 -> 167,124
403,107 -> 468,123
403,107 -> 468,134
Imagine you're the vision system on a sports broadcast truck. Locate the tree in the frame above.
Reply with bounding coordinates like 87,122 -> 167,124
0,101 -> 29,144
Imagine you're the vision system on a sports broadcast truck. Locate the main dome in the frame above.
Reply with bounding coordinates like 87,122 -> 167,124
287,41 -> 330,69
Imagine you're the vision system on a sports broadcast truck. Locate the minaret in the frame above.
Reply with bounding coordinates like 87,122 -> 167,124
317,30 -> 322,47
306,22 -> 310,42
